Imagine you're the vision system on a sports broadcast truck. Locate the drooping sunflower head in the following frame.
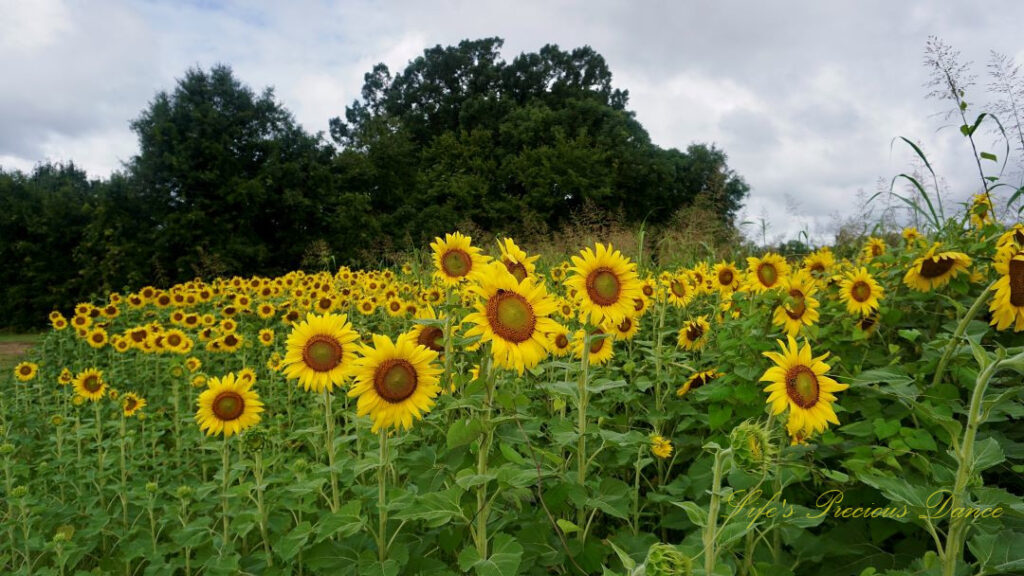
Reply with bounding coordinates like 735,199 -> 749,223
745,253 -> 790,293
861,237 -> 887,261
901,227 -> 924,246
729,420 -> 776,474
839,267 -> 884,316
760,336 -> 848,438
431,232 -> 487,286
195,372 -> 263,437
73,368 -> 106,402
902,244 -> 972,292
677,316 -> 711,351
282,313 -> 360,394
969,193 -> 995,228
989,253 -> 1024,332
650,435 -> 673,459
409,306 -> 446,354
464,262 -> 560,374
855,312 -> 880,337
497,237 -> 539,283
572,329 -> 614,365
58,367 -> 73,385
348,332 -> 443,433
676,369 -> 722,397
565,243 -> 642,326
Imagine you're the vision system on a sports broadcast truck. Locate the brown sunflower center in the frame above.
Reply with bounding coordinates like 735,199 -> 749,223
919,256 -> 956,279
718,269 -> 734,286
83,376 -> 102,393
416,326 -> 445,352
858,315 -> 877,331
784,365 -> 819,409
125,397 -> 138,411
223,334 -> 239,347
685,322 -> 704,342
1009,258 -> 1024,307
303,335 -> 344,372
441,249 -> 472,278
633,298 -> 645,312
486,290 -> 537,343
809,263 -> 824,274
554,334 -> 569,349
503,259 -> 528,282
757,263 -> 778,287
670,279 -> 687,298
642,284 -> 655,297
850,281 -> 872,302
617,318 -> 632,333
19,365 -> 31,375
373,359 -> 418,403
586,268 -> 621,306
167,334 -> 182,347
319,298 -> 332,310
1014,229 -> 1024,246
589,330 -> 606,354
785,290 -> 807,319
212,391 -> 245,421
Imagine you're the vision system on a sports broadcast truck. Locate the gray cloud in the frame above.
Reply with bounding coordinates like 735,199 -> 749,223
2,0 -> 1022,241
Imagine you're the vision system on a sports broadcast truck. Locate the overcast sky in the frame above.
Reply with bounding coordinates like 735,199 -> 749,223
2,0 -> 1022,242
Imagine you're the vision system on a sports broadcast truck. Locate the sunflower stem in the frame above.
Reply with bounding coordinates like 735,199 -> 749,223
377,428 -> 389,563
220,436 -> 231,552
931,281 -> 995,388
253,450 -> 272,566
703,445 -> 730,576
576,328 -> 592,540
324,388 -> 339,512
476,358 -> 496,559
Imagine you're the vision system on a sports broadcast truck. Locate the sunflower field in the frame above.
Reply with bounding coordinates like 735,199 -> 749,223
2,206 -> 1024,576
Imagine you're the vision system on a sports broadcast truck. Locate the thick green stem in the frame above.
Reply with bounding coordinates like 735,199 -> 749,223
378,429 -> 389,563
703,447 -> 729,576
221,437 -> 231,551
324,388 -> 339,512
254,451 -> 272,565
476,363 -> 496,559
576,329 -> 592,540
931,282 -> 994,388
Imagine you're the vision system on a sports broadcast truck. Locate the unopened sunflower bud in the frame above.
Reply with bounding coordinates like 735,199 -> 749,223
729,420 -> 776,474
645,543 -> 692,576
176,486 -> 193,500
0,443 -> 14,455
145,482 -> 158,494
11,485 -> 28,498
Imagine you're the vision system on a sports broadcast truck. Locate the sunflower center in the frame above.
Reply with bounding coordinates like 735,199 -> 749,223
223,334 -> 239,347
503,259 -> 528,282
417,326 -> 445,352
642,284 -> 654,297
554,334 -> 569,349
302,336 -> 344,372
858,315 -> 877,331
586,268 -> 621,306
718,269 -> 734,286
670,280 -> 687,298
686,322 -> 704,342
212,391 -> 245,421
167,334 -> 181,347
850,281 -> 871,302
83,376 -> 101,393
373,359 -> 418,403
441,249 -> 472,278
809,263 -> 824,274
589,330 -> 606,354
617,318 -> 632,332
784,366 -> 819,409
19,366 -> 31,375
486,290 -> 537,343
633,298 -> 645,312
92,333 -> 104,343
757,263 -> 778,287
919,256 -> 956,279
785,289 -> 806,319
1009,258 -> 1024,307
125,398 -> 138,411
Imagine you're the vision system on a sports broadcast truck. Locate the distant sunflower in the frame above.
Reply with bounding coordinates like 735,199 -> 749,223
677,316 -> 711,351
989,253 -> 1024,332
258,328 -> 275,346
839,267 -> 883,316
121,393 -> 146,418
73,368 -> 106,402
497,237 -> 539,282
431,232 -> 487,286
903,245 -> 971,292
357,297 -> 377,316
861,237 -> 886,261
282,313 -> 360,393
605,315 -> 640,340
677,369 -> 722,397
772,270 -> 820,337
802,248 -> 835,279
464,262 -> 560,373
195,373 -> 263,437
746,253 -> 789,293
969,193 -> 995,228
58,368 -> 73,385
547,325 -> 572,357
409,307 -> 446,354
663,273 -> 693,307
14,362 -> 38,382
85,327 -> 108,349
348,332 -> 442,433
855,312 -> 880,337
650,435 -> 673,459
760,337 -> 848,438
712,262 -> 741,292
901,227 -> 923,246
573,329 -> 614,365
565,243 -> 642,326
216,333 -> 243,353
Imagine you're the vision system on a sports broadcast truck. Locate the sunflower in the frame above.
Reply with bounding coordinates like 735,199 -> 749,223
214,333 -> 243,353
677,369 -> 722,397
547,325 -> 572,357
606,315 -> 640,340
410,306 -> 446,354
383,297 -> 406,318
802,247 -> 835,279
663,273 -> 693,307
282,313 -> 360,393
902,227 -> 923,246
52,316 -> 68,330
257,303 -> 276,319
185,357 -> 202,373
73,369 -> 106,402
195,373 -> 263,437
745,253 -> 789,293
357,297 -> 377,316
855,312 -> 880,337
771,271 -> 820,337
565,243 -> 642,326
903,245 -> 972,292
497,237 -> 539,282
13,362 -> 38,382
58,368 -> 73,385
650,435 -> 673,459
760,337 -> 848,438
431,232 -> 487,286
258,329 -> 275,346
85,327 -> 108,349
348,332 -> 442,433
839,267 -> 884,316
162,329 -> 191,353
122,393 -> 146,418
677,316 -> 711,351
191,374 -> 208,388
989,253 -> 1024,331
463,263 -> 560,374
969,193 -> 995,228
573,329 -> 614,365
712,262 -> 741,292
861,237 -> 886,261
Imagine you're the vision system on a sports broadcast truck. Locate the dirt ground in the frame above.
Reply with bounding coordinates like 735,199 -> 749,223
0,341 -> 36,369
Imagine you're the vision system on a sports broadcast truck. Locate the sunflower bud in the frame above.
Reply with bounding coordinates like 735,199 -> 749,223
729,420 -> 775,474
644,543 -> 692,576
51,415 -> 65,426
53,525 -> 75,543
245,428 -> 267,452
145,482 -> 159,494
0,443 -> 14,455
176,486 -> 193,500
11,485 -> 28,498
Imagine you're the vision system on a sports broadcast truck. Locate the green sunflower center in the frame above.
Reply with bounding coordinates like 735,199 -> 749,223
919,256 -> 956,279
83,376 -> 102,393
785,290 -> 807,319
486,290 -> 537,343
850,281 -> 872,302
718,269 -> 734,286
757,263 -> 778,287
784,366 -> 819,409
587,268 -> 622,306
212,391 -> 245,421
503,259 -> 528,282
374,359 -> 418,403
670,279 -> 687,298
303,336 -> 344,372
416,326 -> 445,352
1009,258 -> 1024,307
589,330 -> 606,354
441,249 -> 472,278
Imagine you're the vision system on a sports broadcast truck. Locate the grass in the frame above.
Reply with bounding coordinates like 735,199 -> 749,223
0,332 -> 44,370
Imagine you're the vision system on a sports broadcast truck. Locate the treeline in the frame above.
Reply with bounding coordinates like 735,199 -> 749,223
0,38 -> 748,329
